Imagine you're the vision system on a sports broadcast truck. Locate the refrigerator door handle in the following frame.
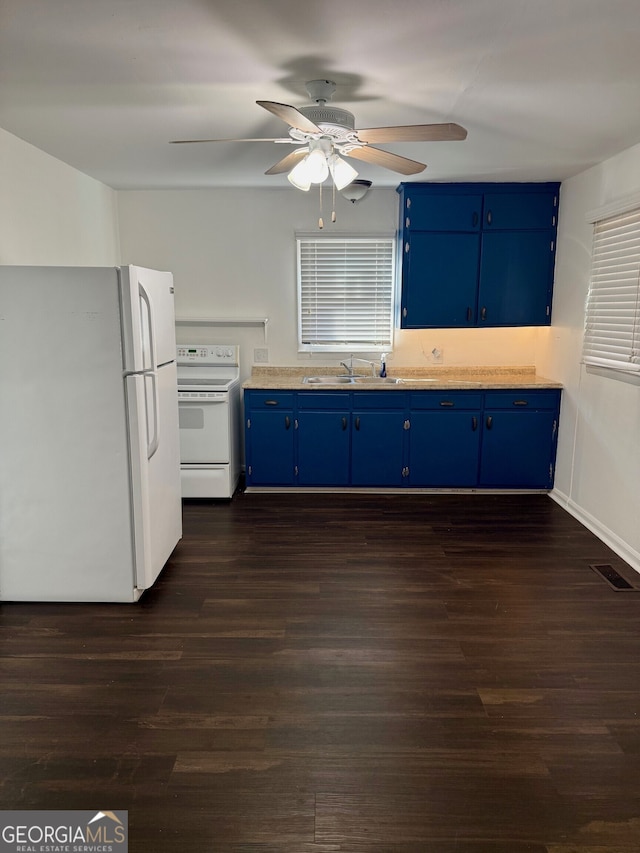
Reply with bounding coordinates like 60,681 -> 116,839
138,281 -> 158,371
146,371 -> 160,459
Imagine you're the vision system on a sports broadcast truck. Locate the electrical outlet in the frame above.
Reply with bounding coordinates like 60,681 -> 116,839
431,347 -> 444,364
254,347 -> 269,363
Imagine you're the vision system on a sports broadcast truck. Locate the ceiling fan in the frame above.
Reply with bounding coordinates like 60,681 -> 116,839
171,80 -> 467,189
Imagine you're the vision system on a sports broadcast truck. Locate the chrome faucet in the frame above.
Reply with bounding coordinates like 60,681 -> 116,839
340,354 -> 377,377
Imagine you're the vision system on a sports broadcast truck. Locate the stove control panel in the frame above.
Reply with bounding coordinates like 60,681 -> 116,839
176,344 -> 239,365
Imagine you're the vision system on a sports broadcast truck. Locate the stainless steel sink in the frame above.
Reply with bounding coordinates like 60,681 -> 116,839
303,375 -> 402,385
303,375 -> 357,384
302,375 -> 480,387
352,376 -> 402,384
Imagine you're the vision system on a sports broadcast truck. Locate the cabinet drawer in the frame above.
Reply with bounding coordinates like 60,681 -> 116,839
404,193 -> 482,232
245,391 -> 294,408
297,392 -> 350,410
352,391 -> 407,409
484,390 -> 560,410
410,392 -> 483,410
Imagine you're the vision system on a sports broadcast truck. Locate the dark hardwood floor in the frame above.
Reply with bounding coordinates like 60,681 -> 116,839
2,492 -> 640,852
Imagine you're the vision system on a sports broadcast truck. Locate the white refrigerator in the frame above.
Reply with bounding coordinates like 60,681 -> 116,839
0,265 -> 182,602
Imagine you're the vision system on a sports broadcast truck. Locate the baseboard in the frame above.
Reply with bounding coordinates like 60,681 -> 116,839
245,487 -> 550,495
550,488 -> 640,577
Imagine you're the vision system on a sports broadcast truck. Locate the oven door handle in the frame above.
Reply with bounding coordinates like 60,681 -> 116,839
178,396 -> 228,403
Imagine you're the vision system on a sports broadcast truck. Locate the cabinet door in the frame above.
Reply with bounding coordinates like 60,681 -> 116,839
351,411 -> 406,486
404,193 -> 483,231
246,409 -> 295,485
478,231 -> 554,326
479,410 -> 558,488
482,191 -> 558,230
297,411 -> 350,486
409,411 -> 480,486
402,232 -> 480,327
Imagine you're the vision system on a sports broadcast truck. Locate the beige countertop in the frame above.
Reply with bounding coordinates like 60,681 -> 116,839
243,365 -> 562,390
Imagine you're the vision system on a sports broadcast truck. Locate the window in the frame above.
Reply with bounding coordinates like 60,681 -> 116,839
583,205 -> 640,375
297,235 -> 395,353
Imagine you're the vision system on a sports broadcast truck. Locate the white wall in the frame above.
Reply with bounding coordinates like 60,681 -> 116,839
117,186 -> 541,383
0,128 -> 119,265
539,141 -> 640,573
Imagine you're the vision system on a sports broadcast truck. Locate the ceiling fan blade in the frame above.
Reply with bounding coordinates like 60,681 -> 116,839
265,149 -> 308,175
170,137 -> 285,144
347,146 -> 426,175
257,100 -> 322,134
356,123 -> 467,144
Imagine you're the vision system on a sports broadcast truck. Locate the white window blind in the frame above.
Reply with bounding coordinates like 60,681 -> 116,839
297,236 -> 394,352
582,207 -> 640,373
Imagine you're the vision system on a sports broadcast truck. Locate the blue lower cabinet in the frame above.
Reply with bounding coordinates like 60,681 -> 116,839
478,391 -> 561,488
245,391 -> 295,486
479,410 -> 558,488
244,387 -> 561,490
297,410 -> 350,485
245,409 -> 295,485
351,410 -> 407,486
409,410 -> 481,486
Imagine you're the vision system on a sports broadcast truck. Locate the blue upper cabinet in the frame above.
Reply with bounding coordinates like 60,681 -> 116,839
398,182 -> 560,329
404,192 -> 483,232
404,232 -> 480,327
478,231 -> 557,326
482,191 -> 558,230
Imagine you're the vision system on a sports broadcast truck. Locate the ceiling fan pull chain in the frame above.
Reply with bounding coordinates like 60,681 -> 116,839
331,179 -> 337,223
318,182 -> 324,229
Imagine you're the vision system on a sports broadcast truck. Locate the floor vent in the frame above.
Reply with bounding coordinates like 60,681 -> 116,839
590,563 -> 639,591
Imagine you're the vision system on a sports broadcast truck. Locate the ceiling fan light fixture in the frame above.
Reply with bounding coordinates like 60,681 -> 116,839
328,153 -> 358,191
305,147 -> 329,183
287,157 -> 312,191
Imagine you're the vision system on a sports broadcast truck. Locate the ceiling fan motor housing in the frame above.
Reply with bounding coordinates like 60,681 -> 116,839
299,106 -> 356,134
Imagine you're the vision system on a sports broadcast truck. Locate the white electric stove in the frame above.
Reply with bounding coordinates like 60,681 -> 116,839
176,344 -> 241,498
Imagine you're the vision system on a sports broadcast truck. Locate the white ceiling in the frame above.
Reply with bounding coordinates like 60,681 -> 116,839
2,0 -> 640,190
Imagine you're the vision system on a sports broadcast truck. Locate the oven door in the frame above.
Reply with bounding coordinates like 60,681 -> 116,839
178,391 -> 229,463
